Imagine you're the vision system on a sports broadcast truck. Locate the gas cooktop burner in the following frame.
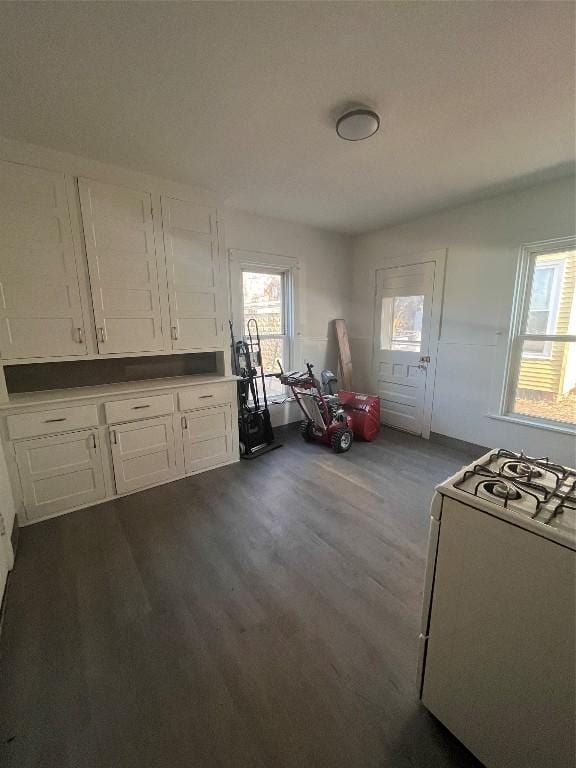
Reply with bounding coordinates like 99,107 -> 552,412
450,449 -> 576,542
484,481 -> 522,501
504,461 -> 544,479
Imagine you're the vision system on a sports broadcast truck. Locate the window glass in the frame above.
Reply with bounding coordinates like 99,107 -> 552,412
523,258 -> 565,357
241,270 -> 287,401
513,341 -> 575,425
242,272 -> 284,336
381,294 -> 424,352
507,246 -> 575,426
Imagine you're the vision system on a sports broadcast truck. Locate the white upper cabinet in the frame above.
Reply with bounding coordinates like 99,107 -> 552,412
78,178 -> 166,355
161,197 -> 223,350
0,160 -> 87,360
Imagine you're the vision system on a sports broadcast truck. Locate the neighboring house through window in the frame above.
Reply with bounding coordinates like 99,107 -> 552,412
503,239 -> 576,428
523,259 -> 564,358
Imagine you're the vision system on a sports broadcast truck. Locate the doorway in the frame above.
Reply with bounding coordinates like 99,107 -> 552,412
372,253 -> 444,437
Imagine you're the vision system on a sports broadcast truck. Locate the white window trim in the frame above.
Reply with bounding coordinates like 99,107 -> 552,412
501,237 -> 575,425
228,249 -> 300,403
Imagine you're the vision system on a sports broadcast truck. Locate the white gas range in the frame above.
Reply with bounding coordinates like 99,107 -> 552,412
418,449 -> 576,768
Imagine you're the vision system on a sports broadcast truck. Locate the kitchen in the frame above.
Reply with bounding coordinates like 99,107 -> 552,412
0,3 -> 574,767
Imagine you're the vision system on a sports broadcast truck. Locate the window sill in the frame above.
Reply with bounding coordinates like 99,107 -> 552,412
488,413 -> 576,436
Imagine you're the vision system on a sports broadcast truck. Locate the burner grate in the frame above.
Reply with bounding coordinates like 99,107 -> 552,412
456,465 -> 542,513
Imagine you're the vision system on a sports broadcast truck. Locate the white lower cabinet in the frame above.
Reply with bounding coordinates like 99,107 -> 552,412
15,429 -> 106,521
110,414 -> 178,494
182,404 -> 234,474
5,381 -> 238,524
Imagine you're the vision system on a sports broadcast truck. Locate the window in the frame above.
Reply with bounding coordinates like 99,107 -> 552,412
380,294 -> 424,352
241,269 -> 288,399
523,261 -> 563,358
504,240 -> 576,428
229,249 -> 298,404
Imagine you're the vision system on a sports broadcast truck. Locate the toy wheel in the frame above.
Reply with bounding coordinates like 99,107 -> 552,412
300,421 -> 315,442
331,427 -> 353,453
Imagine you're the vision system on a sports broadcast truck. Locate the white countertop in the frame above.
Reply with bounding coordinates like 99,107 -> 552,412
0,374 -> 238,412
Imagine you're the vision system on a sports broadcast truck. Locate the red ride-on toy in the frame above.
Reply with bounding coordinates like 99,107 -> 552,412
276,362 -> 354,453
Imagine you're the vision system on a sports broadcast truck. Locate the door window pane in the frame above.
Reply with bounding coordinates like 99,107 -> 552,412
381,294 -> 424,352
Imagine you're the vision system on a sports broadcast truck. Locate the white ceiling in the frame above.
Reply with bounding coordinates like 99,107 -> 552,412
0,2 -> 574,234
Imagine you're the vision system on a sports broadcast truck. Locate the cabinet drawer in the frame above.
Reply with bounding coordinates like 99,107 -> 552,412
7,404 -> 98,440
105,393 -> 174,424
178,383 -> 233,411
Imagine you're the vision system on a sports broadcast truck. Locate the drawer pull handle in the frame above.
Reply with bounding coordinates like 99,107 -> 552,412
199,394 -> 214,399
97,327 -> 107,343
181,415 -> 188,430
111,429 -> 118,445
171,326 -> 179,341
76,327 -> 84,344
132,404 -> 151,409
45,417 -> 67,423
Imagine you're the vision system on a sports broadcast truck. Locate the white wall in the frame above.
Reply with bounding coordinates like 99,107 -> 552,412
223,209 -> 351,425
350,176 -> 576,465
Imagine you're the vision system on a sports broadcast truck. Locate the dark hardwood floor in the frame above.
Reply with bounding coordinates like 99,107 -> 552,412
0,427 -> 483,768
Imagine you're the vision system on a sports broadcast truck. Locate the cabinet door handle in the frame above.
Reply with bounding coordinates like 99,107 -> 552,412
181,415 -> 188,430
199,394 -> 214,399
111,429 -> 118,445
45,417 -> 66,423
76,327 -> 84,344
132,404 -> 150,410
97,327 -> 107,343
171,326 -> 179,341
90,433 -> 97,450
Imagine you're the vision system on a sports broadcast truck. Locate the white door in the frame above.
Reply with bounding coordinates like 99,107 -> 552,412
0,160 -> 87,359
181,404 -> 234,474
78,178 -> 165,354
373,261 -> 435,436
161,196 -> 223,350
15,429 -> 106,521
110,415 -> 178,494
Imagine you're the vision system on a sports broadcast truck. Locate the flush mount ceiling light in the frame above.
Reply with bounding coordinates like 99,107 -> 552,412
336,108 -> 380,141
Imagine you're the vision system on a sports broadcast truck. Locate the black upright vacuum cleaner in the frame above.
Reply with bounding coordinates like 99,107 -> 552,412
230,318 -> 282,460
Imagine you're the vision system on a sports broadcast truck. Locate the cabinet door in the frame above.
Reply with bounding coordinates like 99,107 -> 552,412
161,197 -> 223,350
15,429 -> 106,521
182,404 -> 234,474
0,160 -> 87,359
110,415 -> 178,494
78,178 -> 165,354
